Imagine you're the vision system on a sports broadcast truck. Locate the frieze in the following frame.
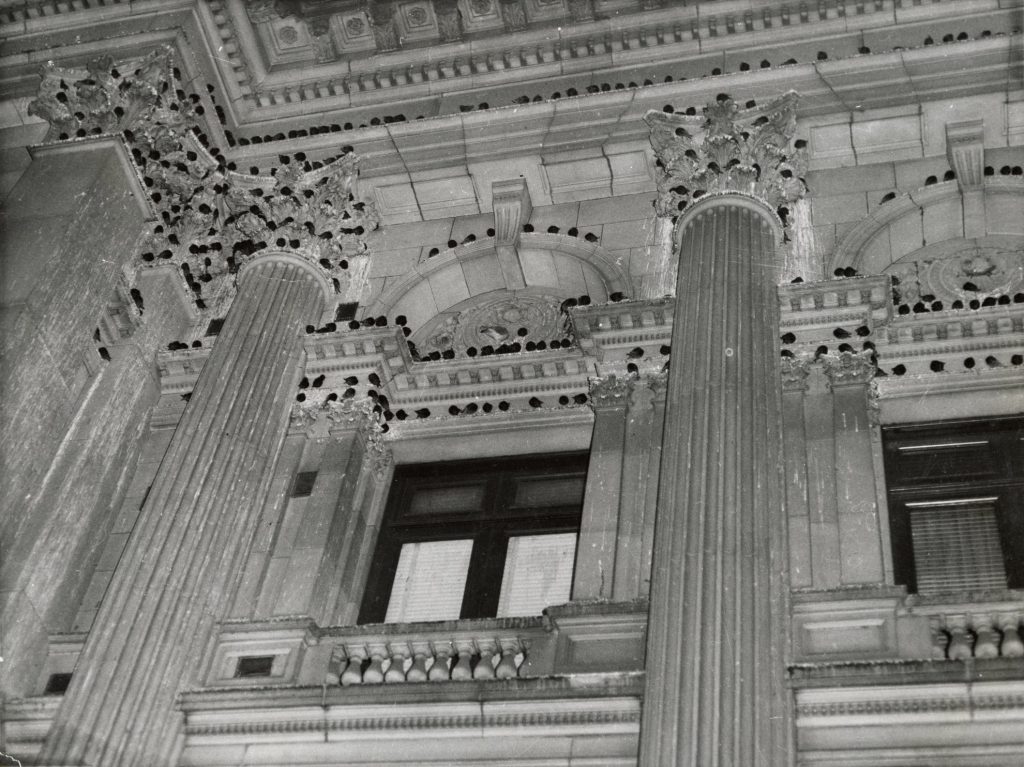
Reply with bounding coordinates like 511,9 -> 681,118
645,92 -> 807,221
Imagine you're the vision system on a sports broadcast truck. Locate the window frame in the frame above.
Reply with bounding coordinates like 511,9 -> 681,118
358,452 -> 588,624
882,416 -> 1024,594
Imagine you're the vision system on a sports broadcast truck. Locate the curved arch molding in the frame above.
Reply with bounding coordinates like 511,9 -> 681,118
366,232 -> 631,333
831,179 -> 1024,275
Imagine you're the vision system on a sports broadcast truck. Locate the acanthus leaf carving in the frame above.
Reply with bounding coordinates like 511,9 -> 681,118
820,350 -> 876,388
779,356 -> 812,391
645,92 -> 807,223
29,47 -> 379,331
589,374 -> 632,409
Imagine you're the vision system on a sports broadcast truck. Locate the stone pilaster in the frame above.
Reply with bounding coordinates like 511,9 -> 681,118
821,351 -> 886,584
641,93 -> 806,766
40,253 -> 329,767
574,375 -> 630,600
612,373 -> 662,600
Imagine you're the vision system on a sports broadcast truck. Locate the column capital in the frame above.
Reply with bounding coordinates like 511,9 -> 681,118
820,350 -> 876,388
588,374 -> 632,410
645,91 -> 807,220
780,355 -> 812,392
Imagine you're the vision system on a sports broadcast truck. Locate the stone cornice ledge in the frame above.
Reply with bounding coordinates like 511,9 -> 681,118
789,657 -> 1024,689
179,671 -> 644,712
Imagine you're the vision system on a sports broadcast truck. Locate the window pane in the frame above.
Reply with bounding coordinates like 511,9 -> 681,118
909,502 -> 1007,593
513,476 -> 586,508
384,539 -> 473,623
496,533 -> 576,617
407,485 -> 485,516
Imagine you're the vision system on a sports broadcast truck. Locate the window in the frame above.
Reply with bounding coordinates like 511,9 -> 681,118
44,672 -> 72,695
291,470 -> 318,498
883,417 -> 1024,594
358,453 -> 588,624
234,656 -> 275,678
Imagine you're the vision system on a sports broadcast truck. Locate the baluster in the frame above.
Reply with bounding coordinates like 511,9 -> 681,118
429,642 -> 453,681
998,614 -> 1024,657
340,645 -> 367,686
385,642 -> 409,682
407,641 -> 431,682
929,619 -> 949,659
946,615 -> 973,660
451,640 -> 476,680
972,614 -> 1000,658
325,647 -> 346,686
495,639 -> 521,679
363,643 -> 387,684
473,639 -> 497,680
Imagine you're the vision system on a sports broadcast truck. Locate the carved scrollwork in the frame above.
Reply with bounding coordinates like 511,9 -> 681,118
645,92 -> 807,220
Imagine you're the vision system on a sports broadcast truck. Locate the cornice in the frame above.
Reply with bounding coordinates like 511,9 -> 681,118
3,0 -> 1020,174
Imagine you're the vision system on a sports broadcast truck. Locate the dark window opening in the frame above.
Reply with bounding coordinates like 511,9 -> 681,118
291,470 -> 318,497
44,673 -> 72,695
883,416 -> 1024,594
335,302 -> 359,322
358,453 -> 588,624
234,655 -> 275,678
205,318 -> 225,336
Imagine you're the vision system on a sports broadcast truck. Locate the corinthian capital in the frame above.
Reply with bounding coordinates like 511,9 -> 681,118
645,92 -> 807,219
820,350 -> 876,388
589,374 -> 632,409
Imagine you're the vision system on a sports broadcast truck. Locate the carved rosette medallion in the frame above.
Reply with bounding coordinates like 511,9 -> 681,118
645,92 -> 808,221
469,0 -> 493,13
419,292 -> 567,354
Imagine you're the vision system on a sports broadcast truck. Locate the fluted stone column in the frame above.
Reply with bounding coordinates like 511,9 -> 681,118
41,254 -> 329,767
641,94 -> 806,766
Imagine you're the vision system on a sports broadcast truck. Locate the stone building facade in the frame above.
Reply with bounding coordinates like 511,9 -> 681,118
1,1 -> 1022,765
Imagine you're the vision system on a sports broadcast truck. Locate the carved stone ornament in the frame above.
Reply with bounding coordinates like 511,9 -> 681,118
245,0 -> 281,22
418,291 -> 567,355
779,356 -> 811,391
469,0 -> 493,14
29,47 -> 379,326
567,0 -> 594,22
367,1 -> 401,51
820,350 -> 876,388
645,92 -> 808,219
434,0 -> 464,44
589,374 -> 632,409
499,0 -> 527,31
887,247 -> 1024,305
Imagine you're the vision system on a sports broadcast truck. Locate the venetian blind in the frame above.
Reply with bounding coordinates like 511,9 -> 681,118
384,539 -> 473,623
909,500 -> 1007,593
496,533 -> 577,617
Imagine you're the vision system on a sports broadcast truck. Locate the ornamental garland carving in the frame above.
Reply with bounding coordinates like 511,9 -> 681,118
30,47 -> 379,325
645,92 -> 808,220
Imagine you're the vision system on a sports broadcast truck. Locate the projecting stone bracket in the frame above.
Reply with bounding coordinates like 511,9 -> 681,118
491,177 -> 532,288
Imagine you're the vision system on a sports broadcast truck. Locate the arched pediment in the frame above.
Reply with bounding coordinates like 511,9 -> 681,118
831,179 -> 1024,275
366,232 -> 630,336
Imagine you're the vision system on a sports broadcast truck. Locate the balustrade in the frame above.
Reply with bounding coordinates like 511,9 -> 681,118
924,606 -> 1024,660
322,624 -> 541,686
